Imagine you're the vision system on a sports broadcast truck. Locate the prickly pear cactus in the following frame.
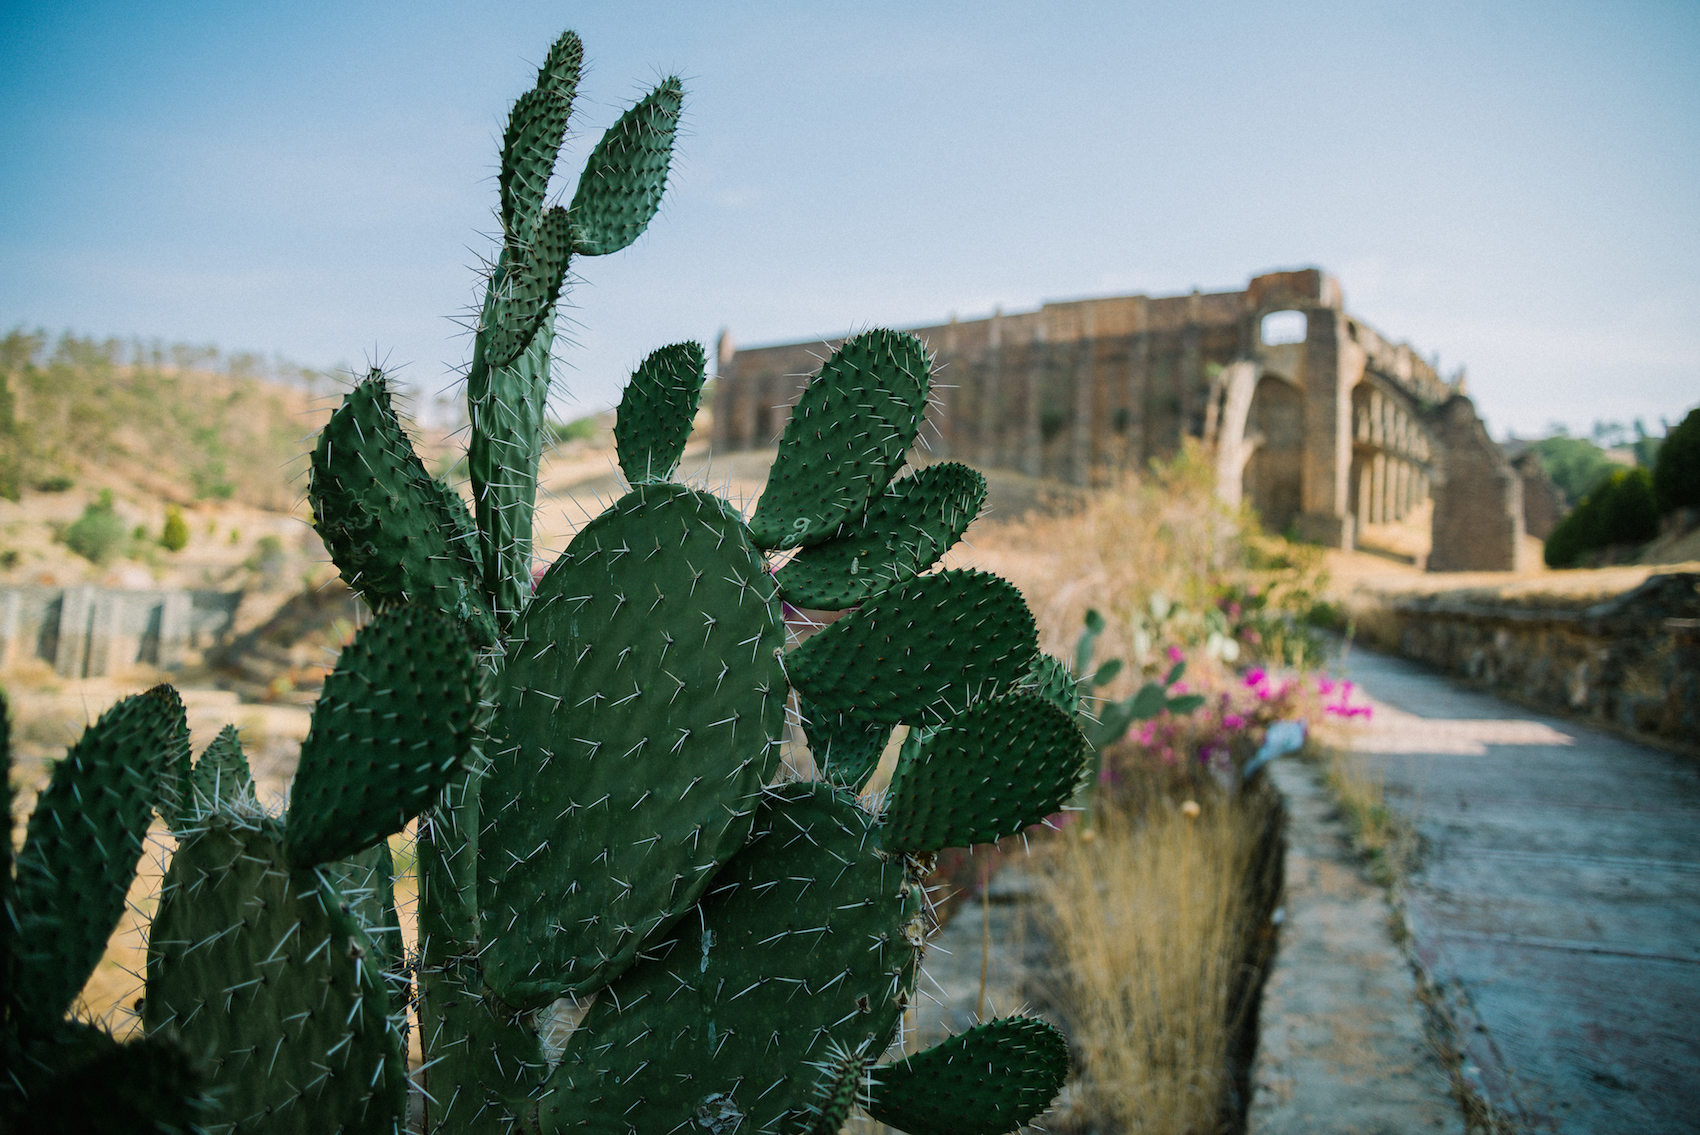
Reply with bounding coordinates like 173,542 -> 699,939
10,26 -> 1084,1135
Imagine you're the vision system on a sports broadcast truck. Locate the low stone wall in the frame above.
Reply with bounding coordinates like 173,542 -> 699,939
1368,573 -> 1700,748
0,585 -> 241,678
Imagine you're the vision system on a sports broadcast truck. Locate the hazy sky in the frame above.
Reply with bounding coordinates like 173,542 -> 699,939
3,0 -> 1696,437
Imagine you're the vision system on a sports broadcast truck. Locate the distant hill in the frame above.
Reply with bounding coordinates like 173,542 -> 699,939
0,328 -> 346,509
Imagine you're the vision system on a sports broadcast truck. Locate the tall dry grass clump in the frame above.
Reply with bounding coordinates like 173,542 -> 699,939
977,443 -> 1242,662
1039,787 -> 1281,1135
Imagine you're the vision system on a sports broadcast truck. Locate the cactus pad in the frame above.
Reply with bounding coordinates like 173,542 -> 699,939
1024,652 -> 1080,718
748,329 -> 932,550
538,782 -> 920,1135
794,1041 -> 870,1135
183,724 -> 257,821
283,605 -> 483,868
484,206 -> 573,370
499,81 -> 575,239
775,462 -> 986,610
12,685 -> 187,1023
880,692 -> 1085,854
310,374 -> 496,644
4,1023 -> 207,1134
798,696 -> 891,792
866,1016 -> 1070,1135
614,341 -> 706,484
144,814 -> 406,1135
786,569 -> 1038,724
479,483 -> 786,1004
569,78 -> 682,256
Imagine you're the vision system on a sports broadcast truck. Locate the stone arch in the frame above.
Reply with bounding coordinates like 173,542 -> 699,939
1242,372 -> 1305,534
1349,378 -> 1432,535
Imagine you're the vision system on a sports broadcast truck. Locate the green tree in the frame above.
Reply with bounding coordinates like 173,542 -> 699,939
1653,407 -> 1700,515
1526,434 -> 1618,505
1543,467 -> 1659,568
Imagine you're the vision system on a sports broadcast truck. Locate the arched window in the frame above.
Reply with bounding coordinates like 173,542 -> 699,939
1260,310 -> 1307,346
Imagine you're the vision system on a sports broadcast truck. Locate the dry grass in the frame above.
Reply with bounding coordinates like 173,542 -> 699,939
962,444 -> 1242,670
1318,746 -> 1412,884
1037,787 -> 1281,1135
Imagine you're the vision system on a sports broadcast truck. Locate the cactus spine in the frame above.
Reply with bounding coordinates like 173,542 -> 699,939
4,28 -> 1085,1135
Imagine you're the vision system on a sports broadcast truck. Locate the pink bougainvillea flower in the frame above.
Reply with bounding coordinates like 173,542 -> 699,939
1167,645 -> 1185,663
1223,713 -> 1246,731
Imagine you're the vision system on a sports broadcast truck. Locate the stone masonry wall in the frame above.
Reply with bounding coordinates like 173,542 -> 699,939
1372,573 -> 1700,748
0,586 -> 240,678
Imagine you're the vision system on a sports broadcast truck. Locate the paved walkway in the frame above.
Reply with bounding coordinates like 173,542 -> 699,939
1342,648 -> 1700,1133
1250,755 -> 1463,1134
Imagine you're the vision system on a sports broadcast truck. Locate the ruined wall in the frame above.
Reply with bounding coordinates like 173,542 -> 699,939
0,586 -> 239,678
1512,451 -> 1567,539
1426,396 -> 1531,572
1371,573 -> 1700,748
719,268 -> 1526,570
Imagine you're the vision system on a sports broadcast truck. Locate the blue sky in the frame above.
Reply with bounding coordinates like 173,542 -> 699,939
3,0 -> 1696,436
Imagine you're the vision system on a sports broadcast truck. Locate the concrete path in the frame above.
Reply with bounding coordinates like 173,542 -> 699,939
1249,755 -> 1463,1134
1342,648 -> 1700,1133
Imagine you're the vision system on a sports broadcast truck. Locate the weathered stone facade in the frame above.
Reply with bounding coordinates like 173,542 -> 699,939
0,585 -> 239,678
715,269 -> 1532,569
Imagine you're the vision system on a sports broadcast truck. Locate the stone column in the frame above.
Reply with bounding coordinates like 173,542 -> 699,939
1371,453 -> 1386,524
1180,290 -> 1202,437
1358,462 -> 1373,532
979,308 -> 1004,469
158,591 -> 192,670
55,586 -> 95,678
85,590 -> 123,678
1022,325 -> 1046,478
1126,301 -> 1150,472
1292,307 -> 1356,549
1427,394 -> 1524,571
1070,305 -> 1097,485
0,589 -> 18,671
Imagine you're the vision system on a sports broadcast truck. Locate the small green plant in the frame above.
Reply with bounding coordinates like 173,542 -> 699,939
3,28 -> 1082,1135
547,414 -> 602,445
1065,609 -> 1204,823
159,505 -> 189,552
60,490 -> 127,565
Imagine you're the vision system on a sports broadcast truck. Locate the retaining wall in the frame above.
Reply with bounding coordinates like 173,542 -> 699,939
1369,572 -> 1700,748
0,586 -> 241,678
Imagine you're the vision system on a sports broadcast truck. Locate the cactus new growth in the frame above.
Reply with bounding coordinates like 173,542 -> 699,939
2,28 -> 1084,1135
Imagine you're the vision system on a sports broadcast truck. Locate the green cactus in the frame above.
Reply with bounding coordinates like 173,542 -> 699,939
7,27 -> 1086,1135
1,688 -> 213,1132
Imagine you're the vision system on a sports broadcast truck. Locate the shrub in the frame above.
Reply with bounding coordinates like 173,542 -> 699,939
1543,466 -> 1659,567
60,490 -> 127,564
1526,434 -> 1618,505
159,505 -> 189,552
548,414 -> 602,445
1653,407 -> 1700,516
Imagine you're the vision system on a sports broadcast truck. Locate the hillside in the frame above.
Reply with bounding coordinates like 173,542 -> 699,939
0,330 -> 467,595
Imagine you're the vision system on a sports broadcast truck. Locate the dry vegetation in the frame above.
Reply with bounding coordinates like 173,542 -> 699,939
955,446 -> 1314,1134
1037,790 -> 1281,1134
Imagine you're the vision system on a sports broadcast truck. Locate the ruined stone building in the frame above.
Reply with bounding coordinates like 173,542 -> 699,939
714,268 -> 1547,571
